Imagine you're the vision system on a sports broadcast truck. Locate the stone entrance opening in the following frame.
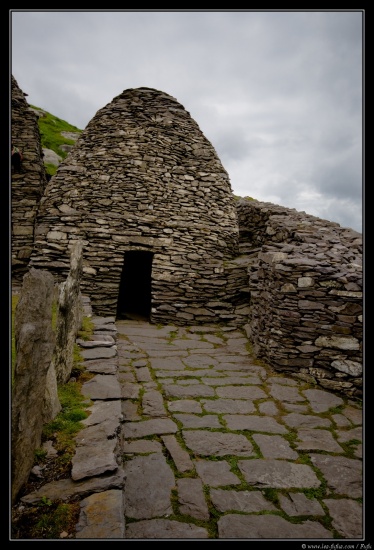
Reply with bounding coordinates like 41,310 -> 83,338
116,251 -> 153,320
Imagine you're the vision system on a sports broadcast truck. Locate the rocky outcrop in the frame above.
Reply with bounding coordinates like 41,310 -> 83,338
42,241 -> 84,425
11,268 -> 56,504
51,240 -> 84,386
11,242 -> 86,502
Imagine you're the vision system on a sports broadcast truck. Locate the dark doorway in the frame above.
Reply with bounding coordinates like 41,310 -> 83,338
116,251 -> 153,320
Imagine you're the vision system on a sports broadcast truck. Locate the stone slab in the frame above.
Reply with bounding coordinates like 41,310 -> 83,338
177,478 -> 210,520
302,388 -> 344,412
123,454 -> 175,519
21,470 -> 125,504
224,415 -> 287,434
201,398 -> 256,414
75,489 -> 125,539
122,440 -> 163,454
278,492 -> 324,516
183,430 -> 254,457
123,418 -> 178,439
81,347 -> 117,360
194,459 -> 241,486
283,412 -> 331,429
210,489 -> 277,513
295,428 -> 344,452
309,454 -> 362,498
142,389 -> 167,417
216,386 -> 267,399
163,384 -> 215,398
268,384 -> 304,403
125,519 -> 209,539
71,437 -> 118,481
217,514 -> 332,538
81,374 -> 122,400
81,400 -> 122,428
174,413 -> 222,429
161,435 -> 194,473
237,459 -> 321,488
167,399 -> 203,413
252,434 -> 298,459
323,498 -> 363,538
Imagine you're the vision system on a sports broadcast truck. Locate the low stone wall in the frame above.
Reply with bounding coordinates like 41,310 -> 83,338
151,255 -> 251,327
237,199 -> 363,398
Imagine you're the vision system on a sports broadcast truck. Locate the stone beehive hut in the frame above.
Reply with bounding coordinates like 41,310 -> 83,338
30,87 -> 249,325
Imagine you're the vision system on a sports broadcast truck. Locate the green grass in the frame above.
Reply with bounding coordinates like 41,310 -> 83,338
12,486 -> 81,539
77,316 -> 95,340
41,381 -> 91,466
34,501 -> 73,538
31,105 -> 82,178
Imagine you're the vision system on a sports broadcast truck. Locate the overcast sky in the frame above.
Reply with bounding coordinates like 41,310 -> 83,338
10,10 -> 364,233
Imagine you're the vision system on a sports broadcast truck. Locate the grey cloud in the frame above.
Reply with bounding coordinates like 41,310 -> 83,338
10,10 -> 363,233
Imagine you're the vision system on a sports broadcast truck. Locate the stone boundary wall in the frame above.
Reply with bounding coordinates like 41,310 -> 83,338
11,75 -> 49,282
236,198 -> 363,398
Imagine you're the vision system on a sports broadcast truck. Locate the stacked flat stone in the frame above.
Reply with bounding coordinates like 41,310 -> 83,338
237,198 -> 362,398
11,75 -> 48,281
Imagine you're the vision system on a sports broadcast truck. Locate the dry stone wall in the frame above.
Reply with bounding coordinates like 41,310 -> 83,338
237,199 -> 363,398
11,75 -> 49,282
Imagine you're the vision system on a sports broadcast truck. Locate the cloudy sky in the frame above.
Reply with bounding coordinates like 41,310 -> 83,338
10,10 -> 364,233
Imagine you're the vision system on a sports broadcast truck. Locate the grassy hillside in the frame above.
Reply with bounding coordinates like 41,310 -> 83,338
31,105 -> 82,177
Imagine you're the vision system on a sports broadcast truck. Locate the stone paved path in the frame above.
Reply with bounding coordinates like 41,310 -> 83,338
21,315 -> 364,540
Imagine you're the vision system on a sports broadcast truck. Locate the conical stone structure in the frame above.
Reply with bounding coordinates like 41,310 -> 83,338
29,87 -> 247,325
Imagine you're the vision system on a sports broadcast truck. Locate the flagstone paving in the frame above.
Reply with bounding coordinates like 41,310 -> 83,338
21,318 -> 364,540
